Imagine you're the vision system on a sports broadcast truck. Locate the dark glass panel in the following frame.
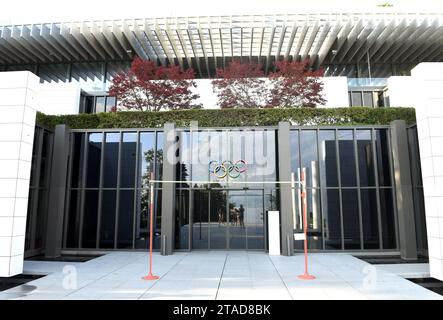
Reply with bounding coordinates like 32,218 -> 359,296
120,133 -> 137,188
117,190 -> 134,249
290,130 -> 300,175
380,188 -> 396,249
361,189 -> 380,249
210,190 -> 228,249
86,133 -> 102,188
338,130 -> 357,187
318,130 -> 338,187
375,129 -> 392,186
135,185 -> 162,250
70,133 -> 85,188
192,190 -> 209,249
35,189 -> 49,250
175,189 -> 190,249
82,190 -> 99,248
342,189 -> 361,249
227,192 -> 246,249
300,130 -> 318,188
356,130 -> 375,187
246,194 -> 264,250
153,190 -> 162,249
323,189 -> 342,250
100,190 -> 116,248
103,133 -> 120,188
66,190 -> 81,248
307,188 -> 322,250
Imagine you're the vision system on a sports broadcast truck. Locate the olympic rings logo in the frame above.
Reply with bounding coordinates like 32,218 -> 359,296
209,160 -> 247,179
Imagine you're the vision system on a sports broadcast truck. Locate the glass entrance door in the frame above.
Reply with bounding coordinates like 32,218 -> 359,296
191,189 -> 264,250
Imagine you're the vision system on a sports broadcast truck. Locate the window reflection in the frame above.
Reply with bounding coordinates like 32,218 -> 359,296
338,130 -> 357,187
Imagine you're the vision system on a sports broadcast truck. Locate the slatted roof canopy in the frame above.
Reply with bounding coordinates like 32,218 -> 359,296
1,12 -> 443,78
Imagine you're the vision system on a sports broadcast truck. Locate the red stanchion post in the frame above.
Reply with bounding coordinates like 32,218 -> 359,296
298,168 -> 315,280
142,172 -> 159,281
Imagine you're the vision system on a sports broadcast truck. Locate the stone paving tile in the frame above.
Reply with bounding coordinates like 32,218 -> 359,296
1,252 -> 442,300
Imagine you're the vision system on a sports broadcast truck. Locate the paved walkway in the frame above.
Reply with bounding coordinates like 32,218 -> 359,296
0,252 -> 441,300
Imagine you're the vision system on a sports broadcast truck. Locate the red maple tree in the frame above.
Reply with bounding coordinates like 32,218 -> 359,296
211,60 -> 268,108
109,57 -> 201,111
268,60 -> 325,108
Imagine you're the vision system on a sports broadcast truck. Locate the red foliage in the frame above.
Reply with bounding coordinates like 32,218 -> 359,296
211,60 -> 268,108
109,57 -> 201,111
268,60 -> 325,108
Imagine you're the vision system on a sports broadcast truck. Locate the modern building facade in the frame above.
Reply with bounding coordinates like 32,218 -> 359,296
1,12 -> 443,281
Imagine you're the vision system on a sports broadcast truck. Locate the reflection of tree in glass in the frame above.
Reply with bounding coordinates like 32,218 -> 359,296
140,149 -> 163,225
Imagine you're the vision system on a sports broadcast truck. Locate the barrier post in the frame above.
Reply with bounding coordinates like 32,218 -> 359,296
142,172 -> 160,281
298,168 -> 315,280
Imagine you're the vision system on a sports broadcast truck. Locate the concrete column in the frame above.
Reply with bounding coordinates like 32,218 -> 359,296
0,71 -> 39,277
44,125 -> 70,258
160,123 -> 177,255
390,120 -> 417,260
278,122 -> 294,256
411,62 -> 443,280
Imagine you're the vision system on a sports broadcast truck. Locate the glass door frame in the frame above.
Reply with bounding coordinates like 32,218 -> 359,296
190,187 -> 266,251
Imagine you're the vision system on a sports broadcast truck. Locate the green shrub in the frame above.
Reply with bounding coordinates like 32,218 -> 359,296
36,107 -> 416,129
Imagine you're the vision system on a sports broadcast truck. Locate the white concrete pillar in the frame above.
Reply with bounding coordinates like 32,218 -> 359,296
411,63 -> 443,280
0,71 -> 39,277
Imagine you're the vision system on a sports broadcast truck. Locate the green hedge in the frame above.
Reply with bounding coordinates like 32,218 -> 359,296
36,107 -> 416,129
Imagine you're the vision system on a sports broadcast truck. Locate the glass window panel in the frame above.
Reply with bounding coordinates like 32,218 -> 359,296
70,133 -> 85,188
156,133 -> 164,183
105,96 -> 117,112
307,188 -> 322,250
246,194 -> 264,250
138,132 -> 156,189
210,190 -> 228,249
177,131 -> 191,187
338,130 -> 357,187
120,133 -> 137,188
100,190 -> 116,248
227,192 -> 246,249
318,130 -> 338,187
103,133 -> 120,188
300,130 -> 318,188
66,190 -> 81,248
86,133 -> 102,188
351,92 -> 362,106
375,129 -> 392,186
323,189 -> 342,250
356,130 -> 376,187
153,190 -> 162,249
193,131 -> 211,187
361,189 -> 380,249
175,190 -> 190,249
193,190 -> 209,249
117,190 -> 134,249
342,189 -> 361,249
363,92 -> 374,107
380,188 -> 396,249
95,97 -> 105,113
82,190 -> 99,248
